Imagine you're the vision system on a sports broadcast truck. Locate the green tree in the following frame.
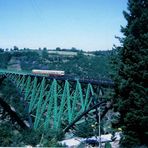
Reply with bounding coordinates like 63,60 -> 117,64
42,48 -> 49,59
13,46 -> 19,51
56,47 -> 61,51
0,52 -> 11,68
113,0 -> 148,147
0,48 -> 4,52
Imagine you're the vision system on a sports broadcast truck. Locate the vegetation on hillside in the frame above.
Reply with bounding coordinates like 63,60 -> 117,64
0,51 -> 11,68
0,48 -> 112,79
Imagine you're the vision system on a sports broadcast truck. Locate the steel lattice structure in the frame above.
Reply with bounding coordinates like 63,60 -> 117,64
0,69 -> 114,132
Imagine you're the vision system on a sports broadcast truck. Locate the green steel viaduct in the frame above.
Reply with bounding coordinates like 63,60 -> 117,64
0,69 -> 114,134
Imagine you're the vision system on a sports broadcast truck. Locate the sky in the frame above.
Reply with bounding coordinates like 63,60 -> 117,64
0,0 -> 128,51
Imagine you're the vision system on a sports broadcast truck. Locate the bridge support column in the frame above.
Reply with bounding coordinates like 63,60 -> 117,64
0,97 -> 29,129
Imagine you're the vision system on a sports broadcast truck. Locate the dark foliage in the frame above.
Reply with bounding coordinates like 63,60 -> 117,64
0,52 -> 11,68
112,0 -> 148,147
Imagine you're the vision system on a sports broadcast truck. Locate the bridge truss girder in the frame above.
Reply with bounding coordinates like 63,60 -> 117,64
1,71 -> 114,133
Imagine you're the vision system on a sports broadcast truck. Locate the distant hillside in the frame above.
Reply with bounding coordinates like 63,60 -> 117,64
7,57 -> 21,70
0,49 -> 113,78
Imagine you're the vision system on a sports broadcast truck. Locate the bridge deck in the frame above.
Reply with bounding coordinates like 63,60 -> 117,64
0,69 -> 114,88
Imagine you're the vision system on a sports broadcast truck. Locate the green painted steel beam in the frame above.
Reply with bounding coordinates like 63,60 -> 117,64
0,69 -> 114,133
34,77 -> 46,129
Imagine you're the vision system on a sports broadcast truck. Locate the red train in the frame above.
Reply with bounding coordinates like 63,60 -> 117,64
32,69 -> 65,76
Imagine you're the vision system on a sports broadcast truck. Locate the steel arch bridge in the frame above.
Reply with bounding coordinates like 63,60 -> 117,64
0,69 -> 114,133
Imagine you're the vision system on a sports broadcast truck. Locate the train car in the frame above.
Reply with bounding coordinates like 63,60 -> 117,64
32,69 -> 65,76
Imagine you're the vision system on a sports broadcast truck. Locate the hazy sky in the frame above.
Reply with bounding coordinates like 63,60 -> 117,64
0,0 -> 128,51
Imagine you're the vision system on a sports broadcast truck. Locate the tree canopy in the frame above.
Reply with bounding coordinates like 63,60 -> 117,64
113,0 -> 148,147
